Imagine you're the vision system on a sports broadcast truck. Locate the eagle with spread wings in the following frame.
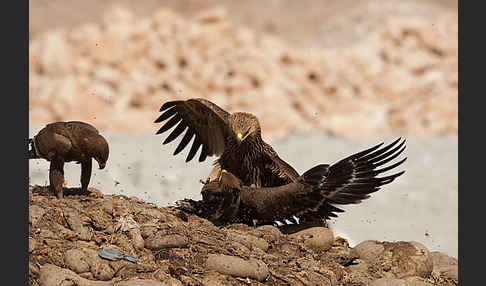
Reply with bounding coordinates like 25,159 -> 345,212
154,98 -> 299,188
180,138 -> 406,226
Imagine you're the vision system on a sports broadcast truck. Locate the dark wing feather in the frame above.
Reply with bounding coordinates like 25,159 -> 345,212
276,138 -> 406,220
312,138 -> 407,217
163,120 -> 187,144
174,129 -> 195,155
155,98 -> 233,162
187,135 -> 202,162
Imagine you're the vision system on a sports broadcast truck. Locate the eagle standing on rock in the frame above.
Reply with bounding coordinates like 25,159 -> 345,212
183,138 -> 407,226
154,98 -> 299,188
28,121 -> 109,199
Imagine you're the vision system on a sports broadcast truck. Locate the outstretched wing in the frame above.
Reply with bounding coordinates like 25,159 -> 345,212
264,138 -> 406,221
310,138 -> 407,218
154,98 -> 233,162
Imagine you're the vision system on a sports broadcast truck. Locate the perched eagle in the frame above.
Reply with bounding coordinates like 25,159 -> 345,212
154,98 -> 299,188
28,121 -> 109,199
178,138 -> 406,226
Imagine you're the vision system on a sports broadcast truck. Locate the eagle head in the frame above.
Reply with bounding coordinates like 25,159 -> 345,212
229,112 -> 261,145
92,135 -> 109,169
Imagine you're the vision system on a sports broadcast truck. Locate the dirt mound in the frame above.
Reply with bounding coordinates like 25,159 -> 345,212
29,6 -> 457,139
29,186 -> 457,285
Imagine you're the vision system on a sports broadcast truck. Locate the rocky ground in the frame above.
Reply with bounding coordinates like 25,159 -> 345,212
29,186 -> 457,286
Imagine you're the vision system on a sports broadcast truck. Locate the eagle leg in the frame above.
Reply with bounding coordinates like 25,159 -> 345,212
200,164 -> 223,185
208,163 -> 223,182
80,159 -> 92,195
49,159 -> 65,199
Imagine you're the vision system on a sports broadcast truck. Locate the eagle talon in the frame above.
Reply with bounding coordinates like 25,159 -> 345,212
199,178 -> 210,185
218,169 -> 228,182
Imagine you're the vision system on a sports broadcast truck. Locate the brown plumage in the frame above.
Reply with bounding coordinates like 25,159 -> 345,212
154,98 -> 299,188
29,121 -> 109,198
179,138 -> 406,226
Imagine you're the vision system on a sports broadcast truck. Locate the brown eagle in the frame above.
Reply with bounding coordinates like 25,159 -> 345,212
154,98 -> 299,187
28,121 -> 109,199
178,138 -> 406,226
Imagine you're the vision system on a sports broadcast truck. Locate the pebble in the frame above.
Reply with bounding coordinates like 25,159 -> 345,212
289,227 -> 334,251
63,208 -> 92,241
145,233 -> 188,250
116,279 -> 167,286
29,237 -> 37,253
429,251 -> 458,281
404,277 -> 436,286
227,231 -> 269,252
39,264 -> 112,286
29,205 -> 45,226
39,264 -> 167,286
381,241 -> 433,279
371,277 -> 436,286
370,278 -> 407,286
249,225 -> 282,243
206,254 -> 269,282
64,249 -> 90,273
352,240 -> 385,263
128,228 -> 145,250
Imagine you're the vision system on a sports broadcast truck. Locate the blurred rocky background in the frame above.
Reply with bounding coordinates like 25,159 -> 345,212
29,0 -> 457,139
29,0 -> 458,258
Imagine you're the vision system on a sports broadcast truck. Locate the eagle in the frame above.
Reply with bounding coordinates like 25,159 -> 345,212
28,121 -> 109,199
154,98 -> 299,188
178,138 -> 406,226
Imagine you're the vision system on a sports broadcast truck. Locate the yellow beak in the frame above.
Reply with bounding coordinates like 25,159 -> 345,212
236,132 -> 249,144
